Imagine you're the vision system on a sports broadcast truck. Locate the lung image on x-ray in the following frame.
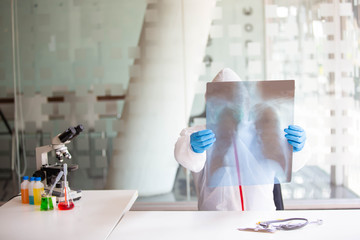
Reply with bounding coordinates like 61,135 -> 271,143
205,80 -> 294,187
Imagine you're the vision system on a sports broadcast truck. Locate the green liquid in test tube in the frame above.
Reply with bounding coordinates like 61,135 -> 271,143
40,195 -> 54,211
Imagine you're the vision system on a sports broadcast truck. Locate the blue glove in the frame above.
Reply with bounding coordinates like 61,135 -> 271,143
284,125 -> 306,152
190,129 -> 216,153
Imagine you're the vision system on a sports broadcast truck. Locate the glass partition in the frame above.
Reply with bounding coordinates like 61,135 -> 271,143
263,0 -> 360,203
0,0 -> 17,203
1,0 -> 359,209
0,0 -> 215,204
185,0 -> 360,207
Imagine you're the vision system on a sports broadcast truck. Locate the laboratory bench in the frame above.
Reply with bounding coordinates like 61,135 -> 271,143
2,190 -> 360,240
109,209 -> 360,240
0,190 -> 138,240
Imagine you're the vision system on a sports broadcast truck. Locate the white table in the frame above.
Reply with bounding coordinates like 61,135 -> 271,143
0,190 -> 138,240
108,209 -> 360,240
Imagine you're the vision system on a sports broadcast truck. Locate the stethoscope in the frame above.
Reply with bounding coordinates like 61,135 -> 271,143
259,218 -> 323,230
238,218 -> 323,233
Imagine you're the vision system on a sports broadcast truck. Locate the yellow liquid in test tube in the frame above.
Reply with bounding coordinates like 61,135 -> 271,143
33,177 -> 44,205
33,188 -> 44,205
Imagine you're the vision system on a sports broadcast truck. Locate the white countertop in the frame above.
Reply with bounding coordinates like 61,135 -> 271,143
109,209 -> 360,240
0,190 -> 138,240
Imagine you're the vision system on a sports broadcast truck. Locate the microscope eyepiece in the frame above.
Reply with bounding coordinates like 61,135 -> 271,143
58,127 -> 76,143
58,124 -> 84,143
69,124 -> 84,140
75,124 -> 84,134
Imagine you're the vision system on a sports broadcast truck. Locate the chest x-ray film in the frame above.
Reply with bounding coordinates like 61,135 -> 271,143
205,80 -> 294,187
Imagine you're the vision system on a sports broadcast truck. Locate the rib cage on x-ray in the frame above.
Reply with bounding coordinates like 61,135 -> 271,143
205,80 -> 294,187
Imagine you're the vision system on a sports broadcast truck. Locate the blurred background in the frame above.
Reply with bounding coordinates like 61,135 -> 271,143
1,0 -> 360,209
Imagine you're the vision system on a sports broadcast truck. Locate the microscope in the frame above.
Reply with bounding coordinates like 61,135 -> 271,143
33,124 -> 84,202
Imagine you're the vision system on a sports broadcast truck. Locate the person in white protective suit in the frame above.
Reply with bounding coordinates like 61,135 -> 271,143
174,68 -> 307,211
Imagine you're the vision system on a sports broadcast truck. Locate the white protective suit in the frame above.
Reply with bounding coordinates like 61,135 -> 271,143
174,68 -> 308,211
